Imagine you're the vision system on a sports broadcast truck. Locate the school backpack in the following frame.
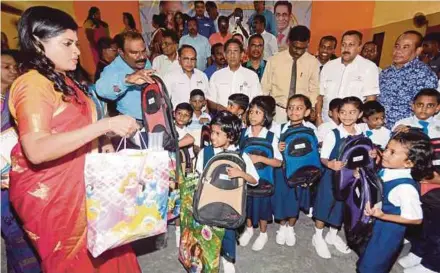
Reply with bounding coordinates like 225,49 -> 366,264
431,137 -> 440,173
200,125 -> 211,149
239,129 -> 275,197
193,147 -> 247,229
333,133 -> 383,256
141,75 -> 178,152
279,125 -> 322,188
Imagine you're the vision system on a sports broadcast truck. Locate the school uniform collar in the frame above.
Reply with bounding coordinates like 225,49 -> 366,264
227,65 -> 244,73
245,126 -> 268,138
337,123 -> 361,138
213,144 -> 238,153
380,168 -> 412,182
411,115 -> 434,124
329,118 -> 338,128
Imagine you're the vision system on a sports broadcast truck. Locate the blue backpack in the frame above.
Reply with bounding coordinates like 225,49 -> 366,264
239,129 -> 275,197
279,124 -> 322,188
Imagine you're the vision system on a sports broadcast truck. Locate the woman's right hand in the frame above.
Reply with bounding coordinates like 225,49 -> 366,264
103,115 -> 139,137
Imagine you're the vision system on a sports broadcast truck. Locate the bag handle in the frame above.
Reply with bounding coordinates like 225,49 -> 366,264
115,131 -> 148,152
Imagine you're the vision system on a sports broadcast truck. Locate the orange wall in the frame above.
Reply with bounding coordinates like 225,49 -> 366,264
309,1 -> 375,56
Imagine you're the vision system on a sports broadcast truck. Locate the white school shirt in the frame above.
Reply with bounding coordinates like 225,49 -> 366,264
280,121 -> 318,136
163,68 -> 209,108
176,125 -> 194,158
269,120 -> 281,140
358,123 -> 391,150
208,66 -> 262,107
317,119 -> 338,143
152,53 -> 180,78
195,144 -> 260,185
380,168 -> 423,220
261,30 -> 279,61
187,112 -> 211,131
320,55 -> 380,122
393,116 -> 440,139
244,126 -> 283,161
321,123 -> 362,159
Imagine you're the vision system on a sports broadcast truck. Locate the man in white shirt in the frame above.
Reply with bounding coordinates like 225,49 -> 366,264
152,29 -> 180,78
316,30 -> 380,124
207,39 -> 262,111
179,17 -> 211,71
253,14 -> 278,61
163,45 -> 209,107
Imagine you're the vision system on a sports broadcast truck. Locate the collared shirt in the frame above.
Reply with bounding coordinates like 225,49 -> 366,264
320,55 -> 380,122
358,123 -> 391,149
95,59 -> 110,82
208,65 -> 262,107
179,34 -> 211,71
163,67 -> 209,107
195,144 -> 260,185
208,32 -> 233,46
243,59 -> 267,81
152,53 -> 180,78
380,168 -> 422,220
95,56 -> 152,120
195,16 -> 216,39
277,26 -> 290,51
379,58 -> 438,129
204,64 -> 224,80
187,112 -> 211,131
247,10 -> 277,36
316,119 -> 338,143
393,116 -> 440,139
260,30 -> 279,60
321,123 -> 362,159
261,50 -> 320,107
244,126 -> 283,161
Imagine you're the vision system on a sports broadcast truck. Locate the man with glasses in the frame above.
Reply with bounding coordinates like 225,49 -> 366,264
274,1 -> 292,51
316,30 -> 379,125
253,14 -> 278,61
96,31 -> 154,121
261,25 -> 320,123
152,29 -> 180,78
243,34 -> 266,81
207,39 -> 262,111
163,45 -> 209,107
179,17 -> 211,71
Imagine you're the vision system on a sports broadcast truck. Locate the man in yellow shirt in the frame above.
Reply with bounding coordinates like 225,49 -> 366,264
261,25 -> 320,123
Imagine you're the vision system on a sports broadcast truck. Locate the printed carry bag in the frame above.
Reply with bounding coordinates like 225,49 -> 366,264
84,143 -> 172,257
179,174 -> 225,273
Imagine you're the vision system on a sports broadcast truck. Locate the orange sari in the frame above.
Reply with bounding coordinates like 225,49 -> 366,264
8,71 -> 141,273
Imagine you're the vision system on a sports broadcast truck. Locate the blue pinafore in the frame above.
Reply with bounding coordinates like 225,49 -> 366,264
203,146 -> 237,263
313,129 -> 345,227
357,177 -> 418,273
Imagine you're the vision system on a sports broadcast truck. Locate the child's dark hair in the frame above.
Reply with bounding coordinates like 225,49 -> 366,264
338,96 -> 363,111
175,102 -> 194,117
210,111 -> 242,144
247,96 -> 275,128
362,101 -> 385,118
287,94 -> 312,110
190,89 -> 205,99
391,129 -> 434,181
228,93 -> 249,112
413,88 -> 440,104
329,98 -> 343,111
265,95 -> 276,117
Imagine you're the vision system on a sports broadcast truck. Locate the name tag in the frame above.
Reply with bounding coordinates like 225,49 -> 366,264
219,174 -> 230,181
353,155 -> 364,162
294,143 -> 306,149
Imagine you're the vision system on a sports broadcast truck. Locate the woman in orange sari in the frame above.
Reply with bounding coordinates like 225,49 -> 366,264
8,6 -> 141,273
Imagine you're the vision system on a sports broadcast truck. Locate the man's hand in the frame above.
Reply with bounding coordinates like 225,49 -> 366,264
125,69 -> 155,85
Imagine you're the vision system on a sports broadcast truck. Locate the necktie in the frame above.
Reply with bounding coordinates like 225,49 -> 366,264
365,130 -> 373,138
277,33 -> 285,44
378,169 -> 385,178
419,120 -> 429,135
289,59 -> 297,98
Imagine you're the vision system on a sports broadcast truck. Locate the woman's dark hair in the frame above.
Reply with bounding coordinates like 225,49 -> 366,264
174,11 -> 185,30
338,96 -> 363,111
247,96 -> 275,128
19,6 -> 87,102
287,94 -> 312,110
391,129 -> 434,181
85,7 -> 108,28
123,12 -> 136,30
210,111 -> 242,144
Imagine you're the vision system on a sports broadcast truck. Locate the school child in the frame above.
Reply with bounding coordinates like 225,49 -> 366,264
313,96 -> 364,259
226,93 -> 249,126
273,94 -> 318,247
238,96 -> 283,251
317,98 -> 342,144
359,101 -> 391,150
358,129 -> 431,273
187,89 -> 211,131
195,111 -> 260,273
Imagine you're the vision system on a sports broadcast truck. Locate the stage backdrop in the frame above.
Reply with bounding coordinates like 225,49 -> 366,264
139,1 -> 312,46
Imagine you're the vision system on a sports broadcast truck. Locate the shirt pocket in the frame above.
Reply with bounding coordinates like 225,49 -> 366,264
347,76 -> 364,97
323,79 -> 338,97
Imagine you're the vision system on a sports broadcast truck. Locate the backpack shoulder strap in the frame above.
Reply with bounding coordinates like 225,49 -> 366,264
332,128 -> 341,143
266,130 -> 274,143
203,145 -> 215,169
239,128 -> 247,149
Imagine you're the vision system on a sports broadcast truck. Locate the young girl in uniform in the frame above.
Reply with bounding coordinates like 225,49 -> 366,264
358,129 -> 431,273
238,96 -> 283,251
195,111 -> 259,273
313,96 -> 363,258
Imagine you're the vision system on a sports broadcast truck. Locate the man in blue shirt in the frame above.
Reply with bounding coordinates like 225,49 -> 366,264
247,1 -> 277,36
379,30 -> 438,128
204,43 -> 227,80
179,17 -> 211,71
96,31 -> 154,121
193,1 -> 216,39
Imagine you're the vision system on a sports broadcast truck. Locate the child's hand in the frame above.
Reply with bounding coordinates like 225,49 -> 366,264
393,125 -> 410,134
226,167 -> 243,179
328,159 -> 345,171
353,168 -> 360,179
199,118 -> 210,124
369,149 -> 377,159
364,201 -> 384,219
278,141 -> 286,152
249,154 -> 263,164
